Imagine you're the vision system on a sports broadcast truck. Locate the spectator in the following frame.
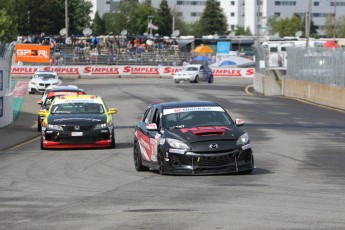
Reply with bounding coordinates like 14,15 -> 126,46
146,37 -> 154,51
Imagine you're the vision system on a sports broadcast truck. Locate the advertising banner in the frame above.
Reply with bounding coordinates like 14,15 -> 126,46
15,44 -> 50,63
11,65 -> 254,78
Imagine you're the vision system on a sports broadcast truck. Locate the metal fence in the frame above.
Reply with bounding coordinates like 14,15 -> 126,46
287,47 -> 345,87
49,45 -> 192,66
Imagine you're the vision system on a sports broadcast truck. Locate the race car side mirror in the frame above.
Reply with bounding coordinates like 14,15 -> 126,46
37,99 -> 43,105
108,108 -> 118,115
235,118 -> 244,126
146,123 -> 158,131
38,109 -> 48,117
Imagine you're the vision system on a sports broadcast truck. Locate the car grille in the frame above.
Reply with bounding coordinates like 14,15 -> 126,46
39,83 -> 51,87
62,125 -> 93,131
186,150 -> 239,167
59,137 -> 94,144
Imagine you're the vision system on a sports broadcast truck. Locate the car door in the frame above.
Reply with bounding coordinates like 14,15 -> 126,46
136,106 -> 161,163
199,65 -> 204,80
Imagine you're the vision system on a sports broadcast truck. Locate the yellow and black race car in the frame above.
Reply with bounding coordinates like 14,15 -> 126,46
39,95 -> 118,149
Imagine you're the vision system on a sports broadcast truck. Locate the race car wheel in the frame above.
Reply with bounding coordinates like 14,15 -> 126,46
37,117 -> 42,132
40,136 -> 45,150
174,79 -> 180,83
208,76 -> 214,83
194,75 -> 199,83
110,129 -> 116,149
158,151 -> 165,175
134,141 -> 149,171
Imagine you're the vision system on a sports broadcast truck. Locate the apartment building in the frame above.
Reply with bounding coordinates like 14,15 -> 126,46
91,0 -> 345,36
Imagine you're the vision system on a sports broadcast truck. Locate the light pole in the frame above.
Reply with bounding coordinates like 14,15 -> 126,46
333,0 -> 337,41
306,0 -> 312,48
65,0 -> 69,38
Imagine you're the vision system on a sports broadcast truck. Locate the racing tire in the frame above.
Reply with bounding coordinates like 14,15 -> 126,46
174,79 -> 180,83
40,136 -> 45,150
194,75 -> 199,83
158,151 -> 165,175
208,76 -> 214,84
134,141 -> 149,171
37,117 -> 42,132
110,130 -> 116,149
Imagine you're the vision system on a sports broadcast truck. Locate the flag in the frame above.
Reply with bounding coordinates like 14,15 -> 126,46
148,22 -> 159,30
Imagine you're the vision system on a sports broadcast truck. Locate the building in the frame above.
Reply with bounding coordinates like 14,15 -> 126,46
92,0 -> 345,36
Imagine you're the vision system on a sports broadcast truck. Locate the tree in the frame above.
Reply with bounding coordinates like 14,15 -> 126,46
199,0 -> 228,36
234,26 -> 252,36
324,14 -> 336,38
302,16 -> 318,37
15,0 -> 92,36
0,0 -> 17,42
156,0 -> 172,36
269,14 -> 303,37
92,11 -> 105,35
338,16 -> 345,38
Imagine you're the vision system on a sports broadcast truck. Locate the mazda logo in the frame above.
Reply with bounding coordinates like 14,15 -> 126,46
209,143 -> 218,149
74,126 -> 80,131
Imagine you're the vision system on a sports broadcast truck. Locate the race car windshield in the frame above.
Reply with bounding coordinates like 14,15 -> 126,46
163,111 -> 233,129
37,74 -> 56,79
51,102 -> 105,114
184,67 -> 198,71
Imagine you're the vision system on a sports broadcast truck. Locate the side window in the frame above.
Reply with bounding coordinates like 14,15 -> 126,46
145,108 -> 155,124
142,108 -> 151,123
152,108 -> 160,128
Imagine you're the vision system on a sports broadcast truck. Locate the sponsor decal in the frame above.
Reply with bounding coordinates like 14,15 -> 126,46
53,118 -> 101,122
83,66 -> 120,74
56,99 -> 101,104
15,44 -> 50,63
180,126 -> 232,134
11,67 -> 39,74
163,67 -> 183,75
212,68 -> 254,77
123,66 -> 159,75
163,107 -> 225,115
43,67 -> 79,74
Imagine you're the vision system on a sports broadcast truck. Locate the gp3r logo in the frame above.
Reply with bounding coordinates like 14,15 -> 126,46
16,49 -> 49,58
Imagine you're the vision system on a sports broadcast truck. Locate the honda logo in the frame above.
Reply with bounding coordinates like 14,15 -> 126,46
74,126 -> 80,131
209,143 -> 218,149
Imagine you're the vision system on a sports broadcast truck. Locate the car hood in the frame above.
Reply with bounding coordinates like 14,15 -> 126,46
175,70 -> 196,75
165,125 -> 243,141
48,114 -> 107,125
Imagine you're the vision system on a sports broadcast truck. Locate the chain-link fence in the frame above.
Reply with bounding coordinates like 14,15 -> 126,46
287,47 -> 345,87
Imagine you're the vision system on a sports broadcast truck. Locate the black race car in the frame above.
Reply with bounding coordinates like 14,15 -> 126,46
133,101 -> 254,175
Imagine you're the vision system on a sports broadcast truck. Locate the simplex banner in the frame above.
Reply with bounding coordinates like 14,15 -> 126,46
11,65 -> 254,78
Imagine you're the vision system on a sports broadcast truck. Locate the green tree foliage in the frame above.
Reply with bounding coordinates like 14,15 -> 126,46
92,11 -> 105,35
338,16 -> 345,38
104,0 -> 156,36
0,0 -> 17,42
156,0 -> 172,36
199,0 -> 228,36
302,16 -> 318,37
234,26 -> 252,35
15,0 -> 92,36
269,14 -> 303,37
324,14 -> 336,38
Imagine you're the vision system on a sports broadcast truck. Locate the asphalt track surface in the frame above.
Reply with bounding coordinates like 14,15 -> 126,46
1,78 -> 345,230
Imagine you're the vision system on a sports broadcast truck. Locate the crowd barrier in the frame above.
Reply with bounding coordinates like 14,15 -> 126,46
11,65 -> 254,78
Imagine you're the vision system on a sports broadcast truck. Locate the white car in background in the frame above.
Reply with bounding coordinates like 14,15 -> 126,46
28,71 -> 62,94
173,64 -> 213,83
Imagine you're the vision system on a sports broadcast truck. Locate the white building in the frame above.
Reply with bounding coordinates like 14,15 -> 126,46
92,0 -> 345,36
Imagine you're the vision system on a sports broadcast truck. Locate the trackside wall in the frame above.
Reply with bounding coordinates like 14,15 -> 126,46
0,43 -> 14,128
284,79 -> 345,110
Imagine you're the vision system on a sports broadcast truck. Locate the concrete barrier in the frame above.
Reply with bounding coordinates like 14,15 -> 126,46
284,79 -> 345,110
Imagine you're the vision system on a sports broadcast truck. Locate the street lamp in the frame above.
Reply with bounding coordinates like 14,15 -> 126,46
65,0 -> 69,38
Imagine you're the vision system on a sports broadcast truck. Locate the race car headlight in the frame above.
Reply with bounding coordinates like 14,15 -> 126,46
166,138 -> 190,149
94,121 -> 112,130
47,124 -> 63,130
236,133 -> 249,145
30,82 -> 37,85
